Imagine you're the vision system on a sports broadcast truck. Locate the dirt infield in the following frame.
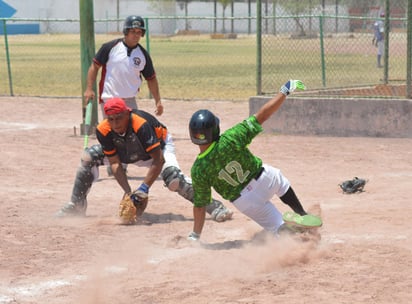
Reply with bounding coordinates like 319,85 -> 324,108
0,97 -> 411,304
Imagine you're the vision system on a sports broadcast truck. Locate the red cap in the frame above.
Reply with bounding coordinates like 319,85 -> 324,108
104,98 -> 131,116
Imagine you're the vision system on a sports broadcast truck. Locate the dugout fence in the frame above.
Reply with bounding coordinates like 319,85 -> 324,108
0,14 -> 409,100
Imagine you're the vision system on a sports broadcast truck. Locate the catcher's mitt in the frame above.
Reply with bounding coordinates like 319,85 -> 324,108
119,193 -> 137,225
339,177 -> 367,194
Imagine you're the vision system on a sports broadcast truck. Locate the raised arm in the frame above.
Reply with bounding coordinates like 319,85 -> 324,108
254,80 -> 305,125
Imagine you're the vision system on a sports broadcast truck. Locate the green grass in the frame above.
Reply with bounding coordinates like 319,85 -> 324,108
0,33 -> 407,99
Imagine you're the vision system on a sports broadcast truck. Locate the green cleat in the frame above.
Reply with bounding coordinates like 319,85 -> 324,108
282,211 -> 322,228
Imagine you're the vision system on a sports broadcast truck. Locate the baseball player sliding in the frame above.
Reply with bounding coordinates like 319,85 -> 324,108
187,80 -> 322,241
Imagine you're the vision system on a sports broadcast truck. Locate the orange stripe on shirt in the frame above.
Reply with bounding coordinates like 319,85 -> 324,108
130,113 -> 147,133
146,141 -> 160,153
96,120 -> 111,136
104,148 -> 117,157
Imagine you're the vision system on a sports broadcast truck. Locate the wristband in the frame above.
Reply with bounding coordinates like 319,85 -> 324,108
137,183 -> 149,194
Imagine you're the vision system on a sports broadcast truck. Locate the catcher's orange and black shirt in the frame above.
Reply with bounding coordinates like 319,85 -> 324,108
96,109 -> 167,164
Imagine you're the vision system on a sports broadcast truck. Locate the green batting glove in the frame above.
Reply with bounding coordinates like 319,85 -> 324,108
280,80 -> 306,96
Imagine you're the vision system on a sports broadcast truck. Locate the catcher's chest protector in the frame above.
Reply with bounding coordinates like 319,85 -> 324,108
112,132 -> 150,163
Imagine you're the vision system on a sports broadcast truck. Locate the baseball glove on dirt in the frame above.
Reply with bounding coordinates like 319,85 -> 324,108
339,177 -> 367,194
119,193 -> 137,225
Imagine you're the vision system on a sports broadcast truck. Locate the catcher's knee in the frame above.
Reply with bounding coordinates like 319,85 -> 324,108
161,166 -> 194,202
81,144 -> 105,167
71,145 -> 104,205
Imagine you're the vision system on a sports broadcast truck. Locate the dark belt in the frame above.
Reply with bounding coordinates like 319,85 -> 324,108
254,167 -> 264,180
230,167 -> 264,202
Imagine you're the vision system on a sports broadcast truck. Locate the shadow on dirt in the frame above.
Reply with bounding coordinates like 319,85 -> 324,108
142,212 -> 190,224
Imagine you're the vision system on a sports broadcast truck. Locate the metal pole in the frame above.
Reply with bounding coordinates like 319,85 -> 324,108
264,0 -> 268,34
272,0 -> 277,36
3,20 -> 13,96
214,0 -> 217,33
319,15 -> 326,87
145,18 -> 152,99
145,18 -> 150,53
231,0 -> 234,33
117,0 -> 120,32
256,0 -> 262,95
79,0 -> 97,135
383,0 -> 390,84
335,0 -> 339,33
248,0 -> 251,34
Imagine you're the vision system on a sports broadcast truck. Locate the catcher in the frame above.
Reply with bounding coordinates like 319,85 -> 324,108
56,98 -> 233,224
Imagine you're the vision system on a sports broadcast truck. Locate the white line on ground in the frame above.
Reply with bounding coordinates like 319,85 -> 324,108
0,122 -> 37,132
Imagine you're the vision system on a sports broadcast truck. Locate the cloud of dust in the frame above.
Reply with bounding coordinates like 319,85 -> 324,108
67,227 -> 327,303
197,234 -> 325,279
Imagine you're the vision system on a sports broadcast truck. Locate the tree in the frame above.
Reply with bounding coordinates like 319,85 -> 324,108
177,0 -> 193,30
146,0 -> 177,34
276,0 -> 318,36
218,0 -> 232,33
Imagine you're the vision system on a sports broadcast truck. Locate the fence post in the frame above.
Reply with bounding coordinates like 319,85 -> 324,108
256,0 -> 262,95
383,0 -> 390,84
319,15 -> 326,87
145,17 -> 152,99
145,17 -> 150,54
2,20 -> 13,96
272,0 -> 277,35
248,0 -> 251,34
79,0 -> 97,135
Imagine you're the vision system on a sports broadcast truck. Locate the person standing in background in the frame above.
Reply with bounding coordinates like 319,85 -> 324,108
84,15 -> 163,118
372,12 -> 385,68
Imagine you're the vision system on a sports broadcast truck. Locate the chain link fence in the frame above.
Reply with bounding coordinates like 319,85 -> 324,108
0,11 -> 409,100
260,14 -> 408,98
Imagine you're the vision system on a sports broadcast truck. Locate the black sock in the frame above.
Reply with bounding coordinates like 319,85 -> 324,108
280,187 -> 307,216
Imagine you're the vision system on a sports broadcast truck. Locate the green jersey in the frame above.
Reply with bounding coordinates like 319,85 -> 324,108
191,115 -> 263,206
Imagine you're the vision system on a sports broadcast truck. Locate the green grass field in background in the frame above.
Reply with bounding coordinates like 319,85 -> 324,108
0,33 -> 407,99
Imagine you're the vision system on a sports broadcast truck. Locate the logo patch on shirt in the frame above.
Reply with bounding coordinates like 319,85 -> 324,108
133,57 -> 141,67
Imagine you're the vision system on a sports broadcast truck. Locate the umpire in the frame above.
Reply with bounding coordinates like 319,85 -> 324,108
84,15 -> 164,118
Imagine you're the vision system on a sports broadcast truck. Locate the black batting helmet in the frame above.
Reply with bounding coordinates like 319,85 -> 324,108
189,109 -> 220,145
123,15 -> 146,36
